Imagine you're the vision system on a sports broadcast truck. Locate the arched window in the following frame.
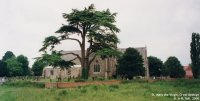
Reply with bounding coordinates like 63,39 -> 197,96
94,60 -> 100,73
94,64 -> 100,72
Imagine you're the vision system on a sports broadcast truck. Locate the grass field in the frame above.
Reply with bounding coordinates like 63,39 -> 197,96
0,79 -> 199,101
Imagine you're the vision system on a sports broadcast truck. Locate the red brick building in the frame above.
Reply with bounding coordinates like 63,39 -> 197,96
183,66 -> 193,79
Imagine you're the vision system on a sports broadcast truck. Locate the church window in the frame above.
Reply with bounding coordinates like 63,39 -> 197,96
94,64 -> 100,72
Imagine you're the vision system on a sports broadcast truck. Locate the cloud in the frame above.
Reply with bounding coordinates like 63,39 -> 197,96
0,0 -> 200,66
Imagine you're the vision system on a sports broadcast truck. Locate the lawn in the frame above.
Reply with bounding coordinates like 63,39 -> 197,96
0,79 -> 199,101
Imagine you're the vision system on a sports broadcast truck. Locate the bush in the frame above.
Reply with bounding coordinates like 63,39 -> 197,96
108,84 -> 119,92
50,88 -> 56,92
92,85 -> 98,91
80,89 -> 87,93
58,90 -> 67,96
109,84 -> 119,89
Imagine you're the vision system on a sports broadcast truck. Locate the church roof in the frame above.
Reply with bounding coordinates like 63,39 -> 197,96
61,47 -> 147,65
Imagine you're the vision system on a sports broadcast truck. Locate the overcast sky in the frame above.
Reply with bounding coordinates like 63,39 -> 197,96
0,0 -> 200,66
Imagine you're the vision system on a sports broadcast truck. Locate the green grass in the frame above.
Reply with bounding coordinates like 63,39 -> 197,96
0,79 -> 200,101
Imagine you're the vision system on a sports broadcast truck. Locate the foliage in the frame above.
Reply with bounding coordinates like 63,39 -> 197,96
59,90 -> 68,96
117,48 -> 145,79
38,51 -> 75,70
17,55 -> 30,76
96,48 -> 122,59
148,56 -> 163,77
161,64 -> 169,77
32,60 -> 46,76
109,84 -> 119,89
1,51 -> 15,77
0,60 -> 8,77
164,56 -> 185,78
2,51 -> 15,61
0,51 -> 31,77
39,4 -> 120,79
190,32 -> 200,78
5,57 -> 23,77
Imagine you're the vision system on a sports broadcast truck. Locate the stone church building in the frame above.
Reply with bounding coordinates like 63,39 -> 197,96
43,47 -> 149,79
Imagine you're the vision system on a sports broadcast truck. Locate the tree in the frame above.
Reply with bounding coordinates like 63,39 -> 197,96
5,57 -> 23,77
17,55 -> 30,76
2,51 -> 24,77
117,48 -> 145,79
1,51 -> 31,77
190,33 -> 200,78
39,4 -> 120,79
32,60 -> 46,80
0,60 -> 8,77
2,51 -> 15,61
148,56 -> 163,77
39,52 -> 74,69
164,56 -> 185,78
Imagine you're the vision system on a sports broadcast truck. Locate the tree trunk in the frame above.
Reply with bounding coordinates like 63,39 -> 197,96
81,30 -> 88,79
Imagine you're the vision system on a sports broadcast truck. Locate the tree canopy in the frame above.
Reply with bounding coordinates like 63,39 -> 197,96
117,48 -> 144,79
148,56 -> 163,77
164,56 -> 185,78
190,32 -> 200,78
17,55 -> 30,76
39,4 -> 120,79
0,51 -> 31,77
32,60 -> 46,76
2,51 -> 15,61
0,60 -> 8,77
5,57 -> 23,77
38,51 -> 75,70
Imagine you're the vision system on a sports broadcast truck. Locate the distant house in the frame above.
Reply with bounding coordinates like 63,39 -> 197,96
183,66 -> 193,79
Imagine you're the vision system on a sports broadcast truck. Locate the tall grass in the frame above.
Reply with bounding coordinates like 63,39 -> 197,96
0,79 -> 199,101
2,80 -> 45,88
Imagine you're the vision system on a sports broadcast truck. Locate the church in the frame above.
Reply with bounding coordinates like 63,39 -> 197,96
43,47 -> 149,79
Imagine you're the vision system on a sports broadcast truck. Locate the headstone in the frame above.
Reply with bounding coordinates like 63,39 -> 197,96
0,77 -> 6,85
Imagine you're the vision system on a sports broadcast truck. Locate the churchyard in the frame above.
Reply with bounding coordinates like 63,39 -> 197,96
0,1 -> 200,101
0,79 -> 199,101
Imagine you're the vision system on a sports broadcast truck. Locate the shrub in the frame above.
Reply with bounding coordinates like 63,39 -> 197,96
59,90 -> 67,96
80,89 -> 87,93
50,88 -> 56,92
108,84 -> 119,92
92,85 -> 98,91
109,84 -> 119,89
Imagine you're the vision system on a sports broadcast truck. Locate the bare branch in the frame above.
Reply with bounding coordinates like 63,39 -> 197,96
89,54 -> 97,66
65,38 -> 82,46
69,57 -> 78,62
